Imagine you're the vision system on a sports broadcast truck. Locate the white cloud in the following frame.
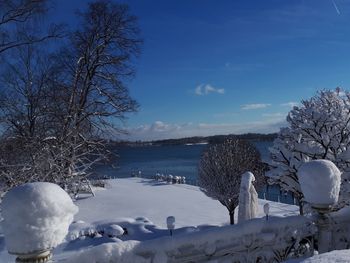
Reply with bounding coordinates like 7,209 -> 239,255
195,86 -> 202,95
241,103 -> 271,110
280,102 -> 299,108
195,84 -> 225,96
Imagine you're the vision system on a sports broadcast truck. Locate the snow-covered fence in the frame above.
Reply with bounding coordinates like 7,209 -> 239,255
6,159 -> 350,262
69,215 -> 315,262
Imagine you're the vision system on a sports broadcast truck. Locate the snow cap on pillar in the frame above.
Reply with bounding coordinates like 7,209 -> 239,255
298,159 -> 341,208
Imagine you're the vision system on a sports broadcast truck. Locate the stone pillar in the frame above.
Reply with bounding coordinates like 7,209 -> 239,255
14,250 -> 52,263
2,182 -> 78,263
315,209 -> 332,253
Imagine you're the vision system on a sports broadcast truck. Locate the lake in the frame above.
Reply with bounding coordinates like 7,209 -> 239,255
95,141 -> 272,182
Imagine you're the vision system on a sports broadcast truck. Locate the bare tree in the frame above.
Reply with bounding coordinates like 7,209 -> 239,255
0,0 -> 141,192
198,138 -> 264,225
47,0 -> 141,185
0,43 -> 59,189
0,0 -> 62,54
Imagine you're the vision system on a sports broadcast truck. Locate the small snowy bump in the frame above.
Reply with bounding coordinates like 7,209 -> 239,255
104,224 -> 125,237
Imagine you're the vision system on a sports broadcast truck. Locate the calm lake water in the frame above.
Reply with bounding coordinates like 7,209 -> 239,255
96,141 -> 272,181
94,141 -> 295,204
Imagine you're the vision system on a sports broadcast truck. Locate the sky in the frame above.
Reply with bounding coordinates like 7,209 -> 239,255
51,0 -> 350,141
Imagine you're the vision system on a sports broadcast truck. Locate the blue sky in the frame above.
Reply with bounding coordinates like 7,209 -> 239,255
51,0 -> 350,140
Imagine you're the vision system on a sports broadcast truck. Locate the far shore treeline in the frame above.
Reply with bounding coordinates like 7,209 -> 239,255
109,133 -> 278,147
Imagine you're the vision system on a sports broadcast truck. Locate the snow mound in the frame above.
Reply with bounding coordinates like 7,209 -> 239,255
1,182 -> 78,254
298,160 -> 341,206
104,224 -> 125,237
65,241 -> 145,263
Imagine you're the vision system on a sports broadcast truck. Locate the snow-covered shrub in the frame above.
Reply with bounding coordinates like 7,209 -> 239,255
198,138 -> 265,224
1,182 -> 78,254
91,179 -> 107,188
268,89 -> 350,212
104,224 -> 125,238
298,160 -> 341,207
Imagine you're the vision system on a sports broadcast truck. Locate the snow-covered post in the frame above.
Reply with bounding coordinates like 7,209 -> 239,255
166,216 -> 175,236
263,203 -> 270,221
2,182 -> 78,262
238,172 -> 259,223
298,160 -> 341,254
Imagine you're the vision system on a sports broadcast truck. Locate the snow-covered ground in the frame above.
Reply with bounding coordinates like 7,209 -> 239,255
286,250 -> 350,263
0,178 -> 300,262
75,178 -> 298,227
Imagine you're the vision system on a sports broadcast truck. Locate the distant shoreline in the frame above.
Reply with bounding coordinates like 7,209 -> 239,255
111,133 -> 277,147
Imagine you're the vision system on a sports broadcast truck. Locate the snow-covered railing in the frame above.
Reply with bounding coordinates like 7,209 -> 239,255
68,215 -> 316,262
5,159 -> 350,262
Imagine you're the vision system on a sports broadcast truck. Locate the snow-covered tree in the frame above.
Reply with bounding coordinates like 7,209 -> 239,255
198,138 -> 264,225
0,0 -> 141,192
267,89 -> 350,213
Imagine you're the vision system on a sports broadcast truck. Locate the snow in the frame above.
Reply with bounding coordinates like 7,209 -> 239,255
104,224 -> 125,237
238,172 -> 259,223
286,249 -> 350,262
74,178 -> 229,228
68,215 -> 311,263
74,178 -> 299,228
1,182 -> 78,254
0,178 -> 299,261
65,241 -> 145,263
297,160 -> 341,206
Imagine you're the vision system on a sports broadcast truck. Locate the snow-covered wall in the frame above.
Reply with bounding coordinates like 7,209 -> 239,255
68,215 -> 315,263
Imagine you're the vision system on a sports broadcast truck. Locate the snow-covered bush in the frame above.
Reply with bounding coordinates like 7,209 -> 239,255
268,89 -> 350,212
198,138 -> 265,224
298,160 -> 341,207
1,182 -> 78,254
104,224 -> 125,238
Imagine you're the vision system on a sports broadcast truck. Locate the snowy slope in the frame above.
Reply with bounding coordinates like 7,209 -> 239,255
76,178 -> 299,228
